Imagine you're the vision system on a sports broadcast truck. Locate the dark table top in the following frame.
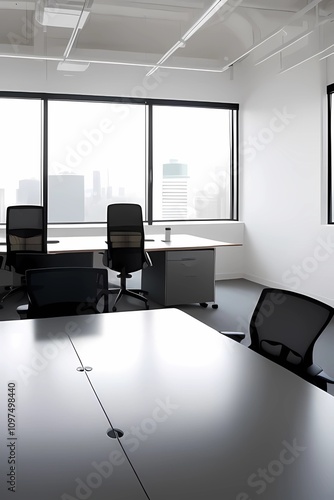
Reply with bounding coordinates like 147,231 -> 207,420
1,308 -> 334,499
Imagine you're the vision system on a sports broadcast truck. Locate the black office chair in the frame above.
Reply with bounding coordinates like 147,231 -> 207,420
1,205 -> 46,304
221,287 -> 334,391
15,252 -> 94,318
21,267 -> 109,319
103,203 -> 152,311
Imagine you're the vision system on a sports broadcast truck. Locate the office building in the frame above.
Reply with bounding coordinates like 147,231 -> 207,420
162,160 -> 189,219
92,170 -> 102,201
48,174 -> 85,222
0,189 -> 5,223
16,179 -> 40,205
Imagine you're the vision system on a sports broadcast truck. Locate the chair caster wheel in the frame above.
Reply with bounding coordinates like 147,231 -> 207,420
146,304 -> 150,310
212,304 -> 218,309
200,302 -> 208,308
112,306 -> 117,312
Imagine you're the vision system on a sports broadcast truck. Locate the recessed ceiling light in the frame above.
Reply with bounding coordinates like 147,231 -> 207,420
57,61 -> 90,71
35,1 -> 91,29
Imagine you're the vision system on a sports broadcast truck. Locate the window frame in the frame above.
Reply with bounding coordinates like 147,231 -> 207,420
0,91 -> 239,225
328,83 -> 334,223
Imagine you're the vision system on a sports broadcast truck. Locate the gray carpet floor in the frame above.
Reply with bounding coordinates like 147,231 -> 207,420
1,278 -> 334,396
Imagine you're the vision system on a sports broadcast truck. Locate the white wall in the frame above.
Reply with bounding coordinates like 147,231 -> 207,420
0,57 -> 241,102
239,52 -> 334,305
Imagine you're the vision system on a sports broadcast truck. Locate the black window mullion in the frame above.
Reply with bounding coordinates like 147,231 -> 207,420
229,110 -> 234,219
235,109 -> 239,221
328,89 -> 333,224
147,104 -> 153,225
229,108 -> 238,220
42,98 -> 48,229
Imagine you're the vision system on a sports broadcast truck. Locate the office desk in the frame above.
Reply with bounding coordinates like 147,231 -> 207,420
46,234 -> 240,306
0,234 -> 238,253
1,234 -> 240,306
1,234 -> 239,306
1,308 -> 334,500
142,234 -> 237,306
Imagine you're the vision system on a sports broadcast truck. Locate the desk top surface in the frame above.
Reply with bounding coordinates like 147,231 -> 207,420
1,308 -> 333,500
48,233 -> 241,253
0,233 -> 241,253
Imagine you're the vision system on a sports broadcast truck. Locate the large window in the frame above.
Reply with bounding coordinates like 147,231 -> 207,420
48,100 -> 146,223
0,98 -> 42,223
328,84 -> 334,223
152,105 -> 235,220
0,93 -> 238,224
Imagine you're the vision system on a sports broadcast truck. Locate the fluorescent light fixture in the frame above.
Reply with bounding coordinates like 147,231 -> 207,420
0,52 -> 222,74
77,59 -> 151,68
256,10 -> 334,67
156,41 -> 184,65
146,62 -> 222,77
0,53 -> 61,61
159,65 -> 222,73
221,30 -> 282,72
146,66 -> 158,77
146,40 -> 183,76
182,0 -> 229,42
145,0 -> 228,77
279,42 -> 334,74
319,50 -> 334,61
255,30 -> 314,66
57,60 -> 90,71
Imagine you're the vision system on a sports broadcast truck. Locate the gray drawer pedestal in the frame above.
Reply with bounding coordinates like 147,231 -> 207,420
142,249 -> 215,306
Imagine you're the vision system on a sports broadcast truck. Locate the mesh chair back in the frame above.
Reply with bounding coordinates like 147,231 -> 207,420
26,267 -> 108,318
6,205 -> 46,270
106,203 -> 146,274
249,288 -> 334,368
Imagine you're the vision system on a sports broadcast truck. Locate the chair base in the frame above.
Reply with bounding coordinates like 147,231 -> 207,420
108,287 -> 149,312
0,285 -> 26,304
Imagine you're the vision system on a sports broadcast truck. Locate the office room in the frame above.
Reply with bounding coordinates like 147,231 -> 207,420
1,1 -> 334,499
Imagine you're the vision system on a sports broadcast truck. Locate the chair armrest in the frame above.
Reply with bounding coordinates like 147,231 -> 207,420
144,251 -> 152,268
96,290 -> 109,313
16,303 -> 28,319
220,331 -> 246,343
101,250 -> 108,267
318,371 -> 334,384
307,364 -> 334,384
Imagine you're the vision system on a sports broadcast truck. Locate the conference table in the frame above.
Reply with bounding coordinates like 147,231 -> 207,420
1,308 -> 334,499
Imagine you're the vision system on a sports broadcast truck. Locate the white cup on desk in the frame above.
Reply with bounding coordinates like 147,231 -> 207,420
165,227 -> 171,242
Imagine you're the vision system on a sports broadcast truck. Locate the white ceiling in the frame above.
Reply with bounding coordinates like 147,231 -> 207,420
0,0 -> 333,75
